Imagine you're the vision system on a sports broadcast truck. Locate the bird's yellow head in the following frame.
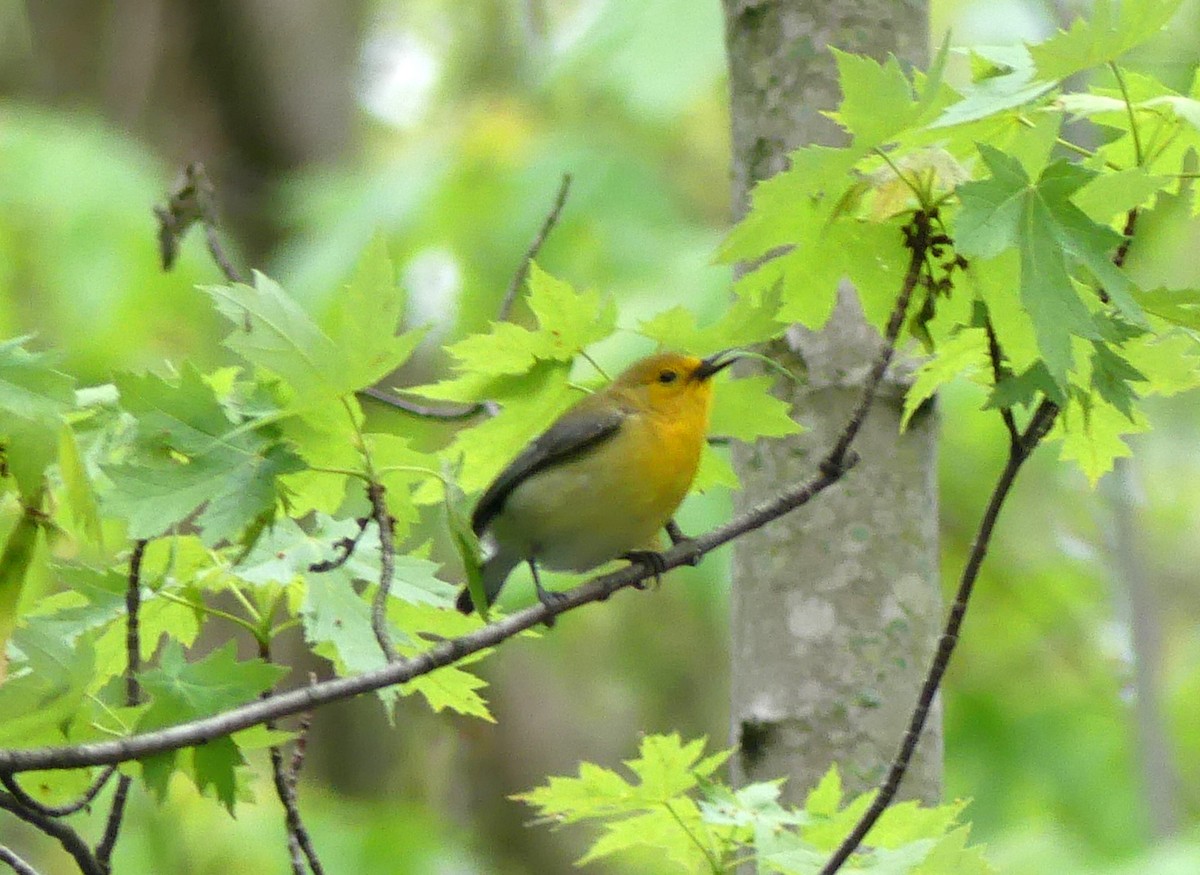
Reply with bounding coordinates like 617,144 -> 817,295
609,350 -> 739,420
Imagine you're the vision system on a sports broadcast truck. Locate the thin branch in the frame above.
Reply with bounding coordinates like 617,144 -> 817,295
0,767 -> 114,818
0,453 -> 854,775
270,743 -> 324,875
363,172 -> 572,419
497,173 -> 573,321
259,646 -> 325,875
818,400 -> 1059,875
984,317 -> 1019,449
95,539 -> 146,871
287,684 -> 316,791
1113,208 -> 1138,269
0,844 -> 40,875
825,209 -> 931,467
307,516 -> 371,573
154,162 -> 246,283
367,483 -> 399,662
0,792 -> 102,875
359,388 -> 484,420
0,211 -> 940,777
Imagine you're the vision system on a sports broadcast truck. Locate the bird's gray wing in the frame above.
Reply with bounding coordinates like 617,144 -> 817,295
470,403 -> 626,536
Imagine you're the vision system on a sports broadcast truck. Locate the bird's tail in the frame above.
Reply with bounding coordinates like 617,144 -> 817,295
455,548 -> 521,614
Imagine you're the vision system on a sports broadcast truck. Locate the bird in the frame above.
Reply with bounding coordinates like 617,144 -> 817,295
456,349 -> 738,615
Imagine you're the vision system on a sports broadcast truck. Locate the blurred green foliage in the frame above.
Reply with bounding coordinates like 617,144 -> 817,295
0,0 -> 1199,873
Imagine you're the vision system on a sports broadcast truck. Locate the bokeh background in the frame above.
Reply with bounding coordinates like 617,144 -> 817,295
1,0 -> 1199,872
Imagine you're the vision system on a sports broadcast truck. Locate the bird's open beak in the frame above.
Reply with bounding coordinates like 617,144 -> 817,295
694,348 -> 741,380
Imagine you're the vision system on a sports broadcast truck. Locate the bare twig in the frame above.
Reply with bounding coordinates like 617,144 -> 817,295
259,643 -> 325,875
154,162 -> 246,283
0,844 -> 40,875
307,517 -> 371,573
497,173 -> 573,321
359,388 -> 485,420
819,403 -> 1058,874
0,767 -> 114,818
824,211 -> 930,468
362,172 -> 572,419
269,743 -> 324,875
367,483 -> 399,662
0,792 -> 102,875
0,450 -> 854,775
95,539 -> 146,871
984,317 -> 1020,449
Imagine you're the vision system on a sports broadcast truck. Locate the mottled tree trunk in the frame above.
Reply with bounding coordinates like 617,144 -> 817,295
723,0 -> 942,805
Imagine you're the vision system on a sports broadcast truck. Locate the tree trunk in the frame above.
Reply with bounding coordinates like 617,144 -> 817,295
723,0 -> 942,806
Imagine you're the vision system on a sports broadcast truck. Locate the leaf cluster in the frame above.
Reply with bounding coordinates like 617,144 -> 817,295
516,733 -> 992,874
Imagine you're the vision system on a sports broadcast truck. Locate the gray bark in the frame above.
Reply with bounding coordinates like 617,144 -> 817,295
723,0 -> 942,804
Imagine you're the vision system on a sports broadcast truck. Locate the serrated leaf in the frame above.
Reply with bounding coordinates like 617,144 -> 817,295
637,285 -> 784,353
828,50 -> 919,147
1029,0 -> 1183,83
0,620 -> 94,746
193,735 -> 244,814
931,45 -> 1053,128
320,235 -> 427,391
105,366 -> 303,544
138,641 -> 286,730
1090,342 -> 1146,419
401,662 -> 493,721
525,263 -> 618,357
1056,392 -> 1149,484
986,361 -> 1062,410
804,767 -> 843,817
0,336 -> 75,423
718,145 -> 868,265
902,328 -> 991,429
709,375 -> 802,441
203,273 -> 346,405
956,149 -> 1146,385
58,426 -> 102,545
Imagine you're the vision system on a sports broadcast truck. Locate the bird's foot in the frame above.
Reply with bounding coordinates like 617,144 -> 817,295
536,586 -> 568,627
623,550 -> 668,590
665,520 -> 702,566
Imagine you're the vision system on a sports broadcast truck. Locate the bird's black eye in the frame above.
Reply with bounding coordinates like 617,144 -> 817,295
658,369 -> 678,384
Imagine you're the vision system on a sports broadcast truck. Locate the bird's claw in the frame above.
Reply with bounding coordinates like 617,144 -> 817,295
536,587 -> 569,627
623,550 -> 668,590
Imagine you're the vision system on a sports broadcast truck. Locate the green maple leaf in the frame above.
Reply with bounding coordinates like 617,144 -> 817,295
1029,0 -> 1183,83
0,338 -> 76,500
827,50 -> 921,147
902,328 -> 991,429
637,285 -> 784,352
931,45 -> 1054,129
135,641 -> 285,808
138,640 -> 286,727
717,145 -> 868,265
320,236 -> 427,391
193,736 -> 243,814
443,264 -> 615,378
203,270 -> 425,407
105,366 -> 303,544
0,336 -> 75,422
0,620 -> 96,746
1090,342 -> 1146,419
956,147 -> 1145,385
709,374 -> 802,441
1055,391 -> 1149,484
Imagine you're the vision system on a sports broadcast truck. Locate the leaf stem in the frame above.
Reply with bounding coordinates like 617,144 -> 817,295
1110,63 -> 1145,167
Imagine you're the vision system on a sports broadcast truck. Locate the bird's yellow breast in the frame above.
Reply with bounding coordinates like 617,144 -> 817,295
488,405 -> 707,572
